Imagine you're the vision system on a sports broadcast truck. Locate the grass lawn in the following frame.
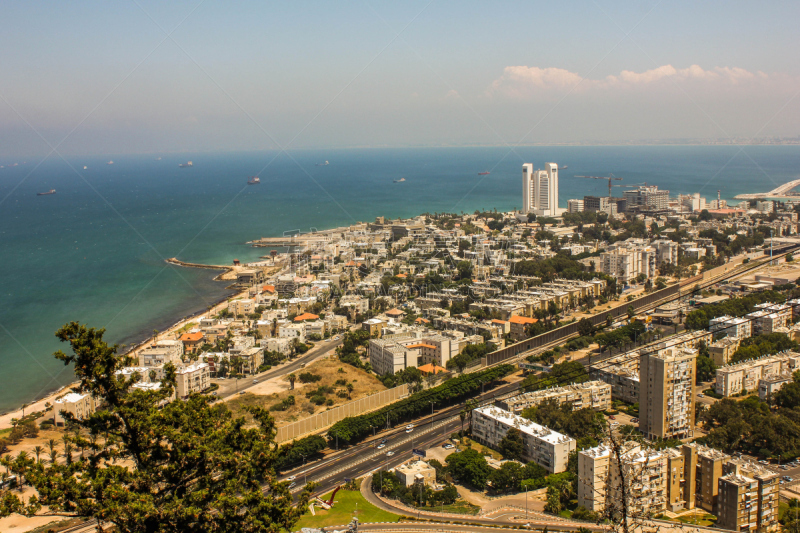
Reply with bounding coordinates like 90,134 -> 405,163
673,511 -> 717,526
294,490 -> 400,530
414,500 -> 480,515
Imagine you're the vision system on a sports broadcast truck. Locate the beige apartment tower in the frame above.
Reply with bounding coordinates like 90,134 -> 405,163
639,347 -> 697,440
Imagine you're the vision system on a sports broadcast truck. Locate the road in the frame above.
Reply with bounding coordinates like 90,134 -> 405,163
212,333 -> 347,399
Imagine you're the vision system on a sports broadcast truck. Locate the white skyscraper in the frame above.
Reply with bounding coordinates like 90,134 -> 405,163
522,162 -> 561,216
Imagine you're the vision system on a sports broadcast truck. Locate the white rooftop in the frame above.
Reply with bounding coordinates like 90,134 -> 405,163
56,392 -> 88,404
475,406 -> 574,446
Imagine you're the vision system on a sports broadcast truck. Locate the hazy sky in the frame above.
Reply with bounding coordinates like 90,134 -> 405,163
1,1 -> 798,156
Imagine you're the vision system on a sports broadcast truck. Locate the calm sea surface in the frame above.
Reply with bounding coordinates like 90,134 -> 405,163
0,145 -> 798,412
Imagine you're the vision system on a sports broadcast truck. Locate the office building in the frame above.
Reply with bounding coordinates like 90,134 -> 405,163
583,195 -> 616,216
623,185 -> 670,212
567,199 -> 584,213
639,347 -> 697,440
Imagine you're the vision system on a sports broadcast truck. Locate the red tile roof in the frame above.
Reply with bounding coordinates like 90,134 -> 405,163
509,315 -> 538,325
180,332 -> 204,342
294,313 -> 320,322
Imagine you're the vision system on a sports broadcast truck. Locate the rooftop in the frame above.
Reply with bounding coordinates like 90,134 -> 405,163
475,406 -> 574,446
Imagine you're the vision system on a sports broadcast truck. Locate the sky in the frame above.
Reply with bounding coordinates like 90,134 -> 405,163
0,0 -> 798,156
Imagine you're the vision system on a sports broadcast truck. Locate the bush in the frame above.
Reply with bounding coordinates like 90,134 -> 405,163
310,395 -> 326,405
269,395 -> 296,411
298,372 -> 322,384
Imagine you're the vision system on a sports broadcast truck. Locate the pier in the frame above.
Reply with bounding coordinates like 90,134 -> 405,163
734,178 -> 800,199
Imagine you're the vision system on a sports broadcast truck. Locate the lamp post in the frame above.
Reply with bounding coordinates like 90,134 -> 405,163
302,455 -> 307,485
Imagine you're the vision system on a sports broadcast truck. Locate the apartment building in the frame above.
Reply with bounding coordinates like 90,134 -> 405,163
589,352 -> 640,403
663,447 -> 688,511
174,362 -> 210,399
745,309 -> 790,336
472,406 -> 575,473
498,381 -> 611,414
577,443 -> 612,512
682,443 -> 730,513
608,445 -> 668,516
53,392 -> 97,426
652,239 -> 679,266
624,185 -> 670,212
715,352 -> 800,397
599,242 -> 656,285
709,337 -> 742,366
508,315 -> 539,341
139,341 -> 184,368
709,316 -> 752,340
368,333 -> 458,375
639,347 -> 697,440
369,338 -> 418,375
758,372 -> 793,401
395,458 -> 437,487
717,474 -> 759,531
178,331 -> 205,354
722,461 -> 780,532
228,298 -> 256,317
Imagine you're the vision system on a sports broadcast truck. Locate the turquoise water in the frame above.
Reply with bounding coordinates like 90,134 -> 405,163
0,145 -> 798,413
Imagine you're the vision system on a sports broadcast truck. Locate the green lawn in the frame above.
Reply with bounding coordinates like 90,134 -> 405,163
673,511 -> 717,526
416,500 -> 480,515
294,489 -> 400,530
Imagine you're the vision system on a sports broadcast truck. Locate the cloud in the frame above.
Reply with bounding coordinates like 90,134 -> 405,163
489,64 -> 769,98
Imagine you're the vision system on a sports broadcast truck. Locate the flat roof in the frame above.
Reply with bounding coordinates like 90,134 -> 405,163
474,406 -> 573,446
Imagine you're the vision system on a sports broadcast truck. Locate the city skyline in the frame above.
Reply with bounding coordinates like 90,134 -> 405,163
0,1 -> 798,157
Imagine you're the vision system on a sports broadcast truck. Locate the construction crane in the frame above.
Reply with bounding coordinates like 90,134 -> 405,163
575,174 -> 621,197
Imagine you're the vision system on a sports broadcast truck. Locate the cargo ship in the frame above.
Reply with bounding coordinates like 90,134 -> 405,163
179,161 -> 193,168
247,176 -> 260,184
478,171 -> 490,175
37,189 -> 56,196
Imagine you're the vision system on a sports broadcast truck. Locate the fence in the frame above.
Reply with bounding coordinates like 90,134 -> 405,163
276,383 -> 409,443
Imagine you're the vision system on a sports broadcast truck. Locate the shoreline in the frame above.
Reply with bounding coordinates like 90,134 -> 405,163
0,258 -> 285,429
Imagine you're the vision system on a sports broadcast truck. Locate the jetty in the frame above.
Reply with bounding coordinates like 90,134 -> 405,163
248,228 -> 343,248
735,178 -> 800,199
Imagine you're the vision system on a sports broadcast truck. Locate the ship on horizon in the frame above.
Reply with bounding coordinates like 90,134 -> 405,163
559,165 -> 568,170
478,171 -> 490,175
179,161 -> 193,168
247,176 -> 260,185
107,160 -> 113,165
393,177 -> 406,183
316,160 -> 329,166
37,189 -> 56,196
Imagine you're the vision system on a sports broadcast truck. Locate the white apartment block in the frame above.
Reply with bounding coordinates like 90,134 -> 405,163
589,352 -> 640,403
115,365 -> 165,383
639,347 -> 697,440
369,338 -> 418,375
139,342 -> 184,368
472,406 -> 575,473
522,162 -> 561,217
567,199 -> 584,213
175,362 -> 211,399
278,322 -> 306,342
746,307 -> 790,336
651,239 -> 679,266
715,352 -> 800,397
53,392 -> 97,425
758,372 -> 793,401
578,443 -> 612,512
498,381 -> 612,414
368,333 -> 457,375
709,315 -> 752,340
599,243 -> 656,285
261,336 -> 293,356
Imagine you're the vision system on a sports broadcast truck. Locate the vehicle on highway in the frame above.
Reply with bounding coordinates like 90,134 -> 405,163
785,476 -> 794,482
377,443 -> 385,449
631,418 -> 638,423
697,393 -> 704,398
381,438 -> 387,444
386,451 -> 395,456
300,363 -> 306,368
288,482 -> 296,489
759,460 -> 768,465
286,475 -> 296,482
406,424 -> 414,430
406,428 -> 413,433
335,336 -> 340,340
239,391 -> 246,395
253,379 -> 258,384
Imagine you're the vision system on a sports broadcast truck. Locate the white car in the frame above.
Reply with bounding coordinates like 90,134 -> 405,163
406,424 -> 414,430
443,443 -> 454,449
406,428 -> 413,433
386,451 -> 395,457
286,475 -> 297,482
377,443 -> 386,449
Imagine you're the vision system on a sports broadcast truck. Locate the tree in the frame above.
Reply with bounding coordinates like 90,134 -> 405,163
0,322 -> 313,532
577,318 -> 593,337
444,448 -> 491,488
627,305 -> 635,319
288,373 -> 297,390
498,427 -> 525,460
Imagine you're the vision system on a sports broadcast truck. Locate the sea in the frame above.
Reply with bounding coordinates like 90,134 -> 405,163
0,145 -> 798,413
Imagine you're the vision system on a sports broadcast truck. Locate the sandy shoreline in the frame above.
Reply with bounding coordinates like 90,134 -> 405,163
0,260 -> 285,430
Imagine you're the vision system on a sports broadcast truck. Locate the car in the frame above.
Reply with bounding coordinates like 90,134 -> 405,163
611,422 -> 619,427
286,475 -> 297,482
211,391 -> 217,396
787,476 -> 794,482
300,363 -> 307,368
377,443 -> 386,449
406,428 -> 413,433
443,443 -> 454,449
253,379 -> 259,384
381,439 -> 387,444
631,418 -> 638,423
406,424 -> 414,430
335,336 -> 341,341
697,393 -> 704,398
288,482 -> 296,489
239,391 -> 246,395
759,460 -> 768,465
608,415 -> 616,420
386,451 -> 395,457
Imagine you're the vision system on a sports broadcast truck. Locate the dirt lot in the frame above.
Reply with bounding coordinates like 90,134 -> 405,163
225,356 -> 387,426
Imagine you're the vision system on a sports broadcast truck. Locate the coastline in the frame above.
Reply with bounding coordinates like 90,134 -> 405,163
0,258 -> 285,429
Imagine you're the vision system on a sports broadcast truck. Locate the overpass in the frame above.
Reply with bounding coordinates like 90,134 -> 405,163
734,178 -> 800,199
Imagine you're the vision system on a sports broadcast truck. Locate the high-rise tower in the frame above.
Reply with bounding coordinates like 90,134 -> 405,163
522,162 -> 560,216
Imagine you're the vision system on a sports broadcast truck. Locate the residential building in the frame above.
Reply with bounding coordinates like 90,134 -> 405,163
583,196 -> 616,216
623,185 -> 670,212
472,406 -> 575,473
508,315 -> 538,341
577,443 -> 612,512
599,243 -> 656,285
362,318 -> 385,338
721,461 -> 780,532
395,458 -> 437,487
53,392 -> 97,426
498,381 -> 612,414
758,372 -> 793,401
608,446 -> 668,516
652,239 -> 679,266
708,337 -> 742,366
369,338 -> 418,376
682,443 -> 730,513
179,331 -> 205,354
589,352 -> 640,403
639,347 -> 697,440
522,162 -> 561,217
174,362 -> 211,399
567,199 -> 584,213
139,343 -> 184,368
709,316 -> 752,340
228,298 -> 256,317
715,352 -> 800,397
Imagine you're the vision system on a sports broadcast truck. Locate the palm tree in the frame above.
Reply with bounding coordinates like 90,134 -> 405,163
47,438 -> 58,464
32,445 -> 43,464
288,373 -> 296,390
346,382 -> 354,399
459,409 -> 467,433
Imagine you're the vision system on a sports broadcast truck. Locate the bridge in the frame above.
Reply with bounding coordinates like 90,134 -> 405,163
735,178 -> 800,199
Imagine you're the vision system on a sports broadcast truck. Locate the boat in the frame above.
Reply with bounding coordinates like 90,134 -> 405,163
559,165 -> 568,170
247,176 -> 260,185
393,178 -> 406,183
316,160 -> 329,166
107,160 -> 113,165
179,161 -> 193,168
156,157 -> 162,161
478,171 -> 490,175
83,166 -> 88,170
37,189 -> 56,196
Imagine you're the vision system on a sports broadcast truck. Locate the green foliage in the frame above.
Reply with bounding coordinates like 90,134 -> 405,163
336,329 -> 371,369
521,361 -> 589,392
696,341 -> 717,383
327,364 -> 514,446
685,291 -> 786,330
275,435 -> 327,472
730,333 -> 799,364
447,343 -> 493,371
371,471 -> 459,507
511,255 -> 613,286
498,427 -> 525,460
270,395 -> 296,411
577,318 -> 594,337
0,322 -> 313,532
298,372 -> 322,383
444,448 -> 492,488
594,321 -> 646,352
521,399 -> 606,448
379,366 -> 423,389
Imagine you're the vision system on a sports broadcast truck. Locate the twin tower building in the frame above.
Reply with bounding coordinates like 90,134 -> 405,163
522,162 -> 563,217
